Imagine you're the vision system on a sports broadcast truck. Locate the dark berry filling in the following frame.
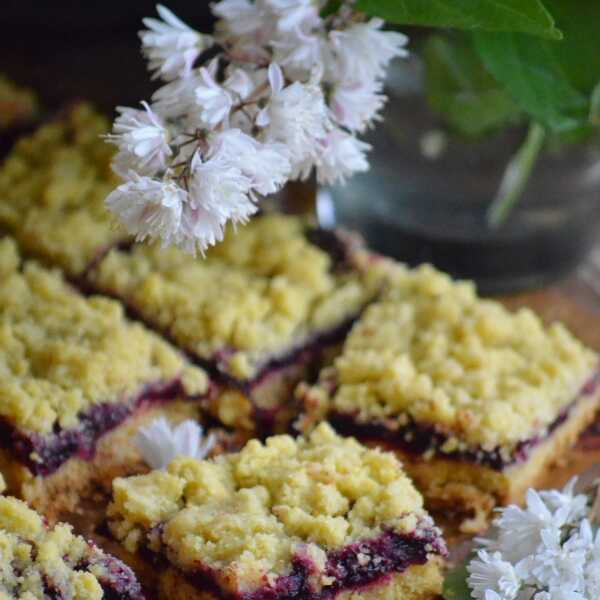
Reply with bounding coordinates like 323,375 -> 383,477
42,557 -> 145,600
95,555 -> 146,600
0,378 -> 188,477
329,369 -> 600,471
213,310 -> 361,395
160,526 -> 445,600
304,227 -> 362,274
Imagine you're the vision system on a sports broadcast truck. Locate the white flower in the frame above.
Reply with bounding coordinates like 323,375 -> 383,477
213,0 -> 273,63
108,3 -> 405,254
178,202 -> 226,255
533,589 -> 587,600
257,63 -> 330,177
467,480 -> 600,600
492,489 -> 572,563
189,153 -> 255,224
539,479 -> 589,523
330,18 -> 408,80
193,67 -> 233,128
212,0 -> 265,36
517,525 -> 588,592
273,30 -> 330,81
223,67 -> 255,101
107,102 -> 171,176
209,129 -> 291,196
136,417 -> 216,470
316,129 -> 370,185
172,153 -> 256,255
265,0 -> 320,33
485,592 -> 503,600
329,80 -> 386,133
152,72 -> 203,120
468,550 -> 520,600
105,173 -> 185,245
140,4 -> 209,81
585,528 -> 600,598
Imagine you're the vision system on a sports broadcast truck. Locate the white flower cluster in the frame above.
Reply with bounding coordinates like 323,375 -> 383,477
467,479 -> 600,600
136,417 -> 216,470
106,3 -> 408,254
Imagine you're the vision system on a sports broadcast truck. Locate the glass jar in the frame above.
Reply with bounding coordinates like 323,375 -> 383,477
325,60 -> 600,294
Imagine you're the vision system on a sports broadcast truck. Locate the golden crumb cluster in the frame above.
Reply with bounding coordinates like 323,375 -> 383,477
0,238 -> 205,434
0,75 -> 38,129
316,264 -> 597,451
0,496 -> 113,599
109,424 -> 425,587
91,215 -> 380,379
0,104 -> 125,275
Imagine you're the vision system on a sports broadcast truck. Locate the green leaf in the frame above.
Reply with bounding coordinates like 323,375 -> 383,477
320,0 -> 342,18
442,564 -> 471,600
423,34 -> 522,137
473,31 -> 588,132
542,0 -> 600,95
355,0 -> 562,40
473,1 -> 600,133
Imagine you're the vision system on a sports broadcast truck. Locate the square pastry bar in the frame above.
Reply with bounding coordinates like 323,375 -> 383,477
0,494 -> 145,599
87,214 -> 382,434
297,264 -> 600,531
107,423 -> 446,600
0,104 -> 127,277
0,237 -> 214,520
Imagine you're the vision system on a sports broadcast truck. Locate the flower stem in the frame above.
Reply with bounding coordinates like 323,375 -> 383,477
486,122 -> 546,229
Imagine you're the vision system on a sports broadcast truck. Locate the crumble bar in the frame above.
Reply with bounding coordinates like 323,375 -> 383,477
0,103 -> 126,277
107,423 -> 446,600
297,263 -> 600,531
0,495 -> 145,599
87,214 -> 383,433
0,237 -> 212,520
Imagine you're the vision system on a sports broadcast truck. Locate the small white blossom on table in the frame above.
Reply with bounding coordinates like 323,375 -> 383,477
136,417 -> 216,470
465,479 -> 600,600
105,2 -> 408,254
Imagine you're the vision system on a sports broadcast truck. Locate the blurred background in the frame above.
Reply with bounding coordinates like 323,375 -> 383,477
1,1 -> 214,111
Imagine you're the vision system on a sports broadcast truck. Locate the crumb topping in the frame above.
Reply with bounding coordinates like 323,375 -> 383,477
0,496 -> 130,600
0,75 -> 38,129
313,264 -> 597,451
109,423 -> 428,586
91,215 -> 381,379
0,238 -> 204,434
0,104 -> 125,275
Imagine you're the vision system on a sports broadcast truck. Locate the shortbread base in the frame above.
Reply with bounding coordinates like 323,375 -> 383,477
155,558 -> 443,600
206,345 -> 341,435
0,400 -> 203,522
206,361 -> 311,434
387,388 -> 600,532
